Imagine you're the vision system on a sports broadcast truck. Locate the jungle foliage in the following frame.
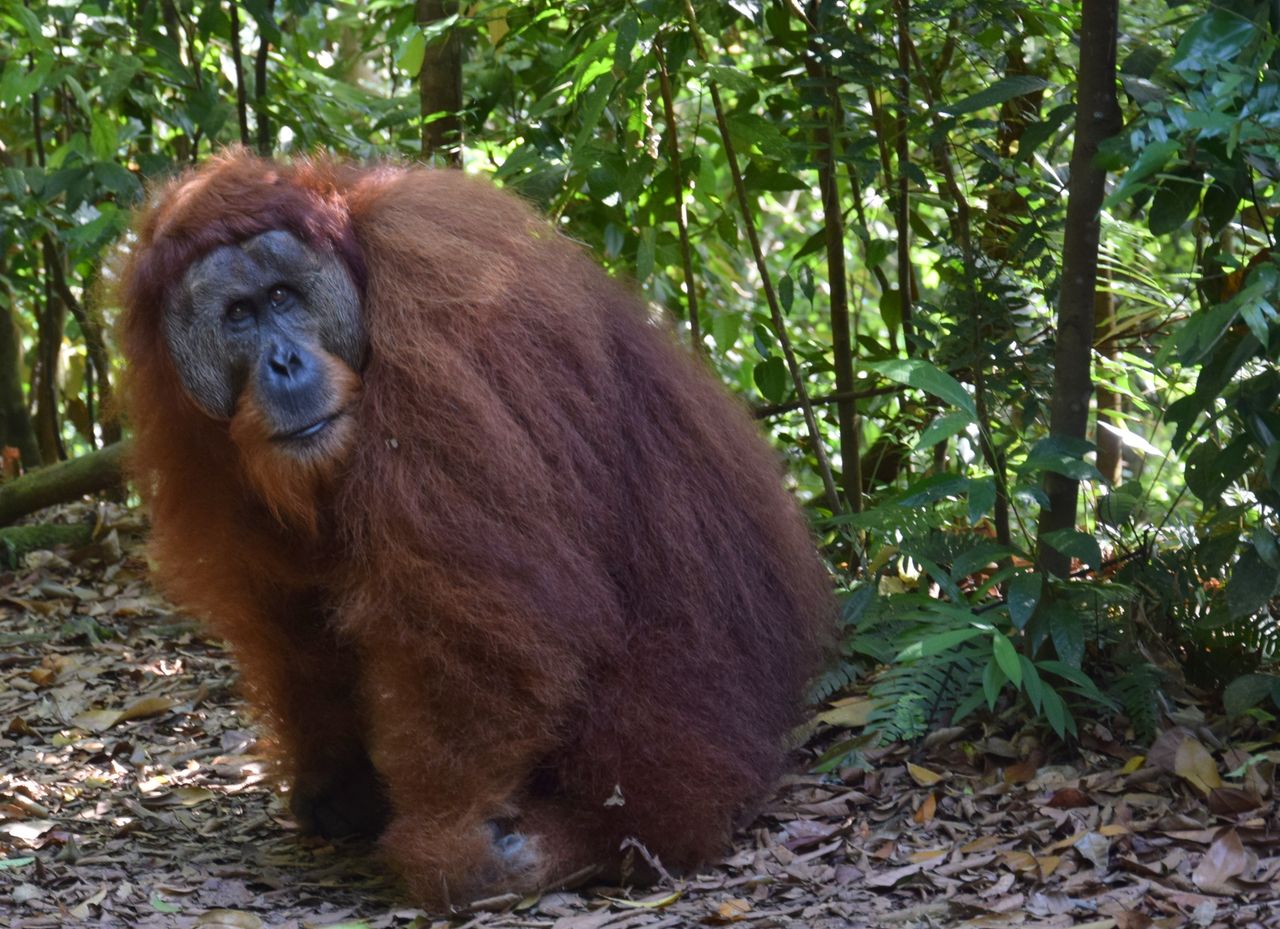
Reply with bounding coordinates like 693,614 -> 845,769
0,0 -> 1277,746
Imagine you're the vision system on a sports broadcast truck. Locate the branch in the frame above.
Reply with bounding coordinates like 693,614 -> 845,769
654,42 -> 703,356
682,1 -> 842,515
0,441 -> 128,526
753,383 -> 901,419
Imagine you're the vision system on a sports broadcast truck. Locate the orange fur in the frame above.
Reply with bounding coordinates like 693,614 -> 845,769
119,150 -> 834,909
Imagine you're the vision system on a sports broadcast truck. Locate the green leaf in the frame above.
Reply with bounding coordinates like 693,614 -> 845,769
1007,572 -> 1041,630
916,411 -> 971,450
1106,140 -> 1179,208
1048,602 -> 1085,667
951,541 -> 1015,580
992,633 -> 1022,688
1098,481 -> 1143,527
1018,654 -> 1043,712
1253,527 -> 1280,569
636,227 -> 656,283
149,893 -> 181,914
866,359 -> 976,417
1040,682 -> 1074,738
880,289 -> 902,336
1149,173 -> 1203,236
89,113 -> 117,162
1186,435 -> 1253,502
710,312 -> 741,352
1037,660 -> 1108,703
968,477 -> 996,525
892,474 -> 970,507
1022,435 -> 1102,481
940,75 -> 1049,116
1223,674 -> 1280,716
753,356 -> 788,404
1228,545 -> 1280,620
906,626 -> 985,659
1041,529 -> 1102,571
983,657 -> 1006,710
398,29 -> 426,77
1172,9 -> 1259,73
614,13 -> 638,72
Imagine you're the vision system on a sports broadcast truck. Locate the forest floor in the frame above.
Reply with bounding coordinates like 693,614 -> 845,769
1,504 -> 1278,929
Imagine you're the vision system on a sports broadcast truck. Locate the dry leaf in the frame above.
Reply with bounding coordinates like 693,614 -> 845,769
1047,787 -> 1092,808
1073,831 -> 1111,869
907,762 -> 944,786
1192,829 -> 1248,894
913,792 -> 937,823
815,696 -> 873,728
1173,736 -> 1223,794
117,695 -> 178,723
713,898 -> 751,922
1121,755 -> 1145,774
1206,786 -> 1261,815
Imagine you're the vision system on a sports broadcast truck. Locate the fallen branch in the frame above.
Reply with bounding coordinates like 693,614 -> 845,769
0,441 -> 129,526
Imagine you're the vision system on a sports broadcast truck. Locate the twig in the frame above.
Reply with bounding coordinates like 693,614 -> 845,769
753,383 -> 902,419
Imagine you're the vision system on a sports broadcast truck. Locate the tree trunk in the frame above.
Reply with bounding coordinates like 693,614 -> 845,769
0,283 -> 40,469
806,6 -> 860,512
35,243 -> 65,465
416,0 -> 463,166
1036,0 -> 1121,576
254,0 -> 276,155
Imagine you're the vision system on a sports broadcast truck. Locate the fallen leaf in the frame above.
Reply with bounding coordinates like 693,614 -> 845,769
1206,786 -> 1261,815
913,791 -> 937,823
118,695 -> 178,723
1047,787 -> 1092,808
815,696 -> 873,728
1173,736 -> 1222,794
1121,755 -> 1145,774
907,762 -> 944,786
712,898 -> 751,922
1114,911 -> 1154,929
599,890 -> 681,909
1073,831 -> 1111,869
1004,759 -> 1038,784
1192,828 -> 1248,894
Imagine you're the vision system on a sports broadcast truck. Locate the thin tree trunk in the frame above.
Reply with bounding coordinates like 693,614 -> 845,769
682,0 -> 842,515
35,243 -> 65,465
416,0 -> 463,165
654,43 -> 703,355
893,0 -> 914,354
228,0 -> 251,146
806,6 -> 860,512
42,238 -> 119,445
1036,0 -> 1121,576
160,0 -> 193,162
0,282 -> 40,469
254,0 -> 275,155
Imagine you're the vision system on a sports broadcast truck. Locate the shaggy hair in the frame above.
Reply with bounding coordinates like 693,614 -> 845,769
119,150 -> 833,909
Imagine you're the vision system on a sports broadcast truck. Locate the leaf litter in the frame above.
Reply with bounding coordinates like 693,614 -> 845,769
0,503 -> 1277,928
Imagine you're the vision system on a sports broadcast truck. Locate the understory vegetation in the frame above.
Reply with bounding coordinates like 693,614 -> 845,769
0,0 -> 1278,750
